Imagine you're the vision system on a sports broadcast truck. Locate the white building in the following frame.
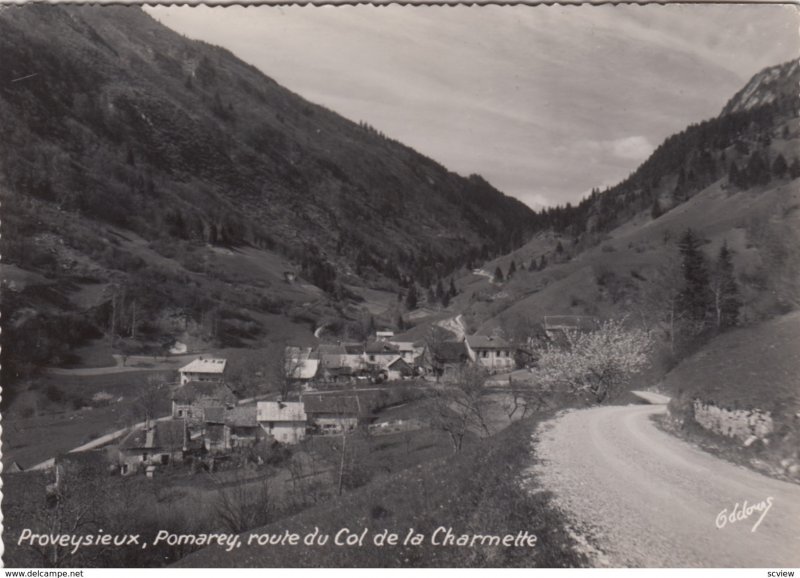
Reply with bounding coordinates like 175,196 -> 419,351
257,401 -> 308,444
464,335 -> 514,373
178,357 -> 227,385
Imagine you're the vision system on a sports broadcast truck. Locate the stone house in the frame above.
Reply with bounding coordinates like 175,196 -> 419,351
257,401 -> 308,444
118,420 -> 188,476
302,394 -> 365,433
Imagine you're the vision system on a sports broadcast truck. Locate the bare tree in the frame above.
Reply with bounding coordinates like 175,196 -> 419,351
214,472 -> 273,533
635,253 -> 684,355
533,318 -> 654,403
428,364 -> 492,453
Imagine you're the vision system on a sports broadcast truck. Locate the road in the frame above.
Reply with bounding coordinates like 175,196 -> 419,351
534,402 -> 800,567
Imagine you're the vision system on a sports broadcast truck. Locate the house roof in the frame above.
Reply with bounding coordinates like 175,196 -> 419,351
435,341 -> 470,363
179,357 -> 227,374
387,356 -> 412,370
205,423 -> 226,443
316,344 -> 347,357
320,354 -> 346,368
365,341 -> 400,354
302,394 -> 364,416
225,405 -> 258,428
342,342 -> 365,354
390,341 -> 415,352
120,420 -> 186,451
55,449 -> 110,473
204,406 -> 225,424
257,401 -> 307,422
466,335 -> 511,350
287,359 -> 320,380
172,382 -> 237,405
286,346 -> 313,361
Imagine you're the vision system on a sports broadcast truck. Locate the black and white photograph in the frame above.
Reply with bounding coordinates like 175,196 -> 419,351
0,1 -> 798,571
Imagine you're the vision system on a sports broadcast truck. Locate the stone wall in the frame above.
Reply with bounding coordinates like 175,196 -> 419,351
691,399 -> 774,444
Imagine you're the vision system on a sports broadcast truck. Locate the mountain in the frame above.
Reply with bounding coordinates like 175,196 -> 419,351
0,5 -> 536,386
439,60 -> 799,353
721,60 -> 800,116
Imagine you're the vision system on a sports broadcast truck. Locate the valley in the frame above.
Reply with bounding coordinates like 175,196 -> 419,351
0,4 -> 798,570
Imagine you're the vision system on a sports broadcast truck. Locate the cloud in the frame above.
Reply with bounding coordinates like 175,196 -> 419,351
146,5 -> 798,207
610,136 -> 654,161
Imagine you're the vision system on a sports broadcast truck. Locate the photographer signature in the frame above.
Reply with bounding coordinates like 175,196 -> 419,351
716,497 -> 774,533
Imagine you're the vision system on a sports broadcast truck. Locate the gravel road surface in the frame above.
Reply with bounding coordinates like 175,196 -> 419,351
534,403 -> 800,567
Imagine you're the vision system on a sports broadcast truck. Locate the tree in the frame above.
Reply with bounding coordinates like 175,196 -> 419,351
772,154 -> 788,179
507,260 -> 517,278
635,252 -> 684,355
405,283 -> 418,310
538,255 -> 548,271
746,150 -> 770,186
710,242 -> 741,331
789,158 -> 800,180
651,197 -> 662,220
428,365 -> 492,452
448,277 -> 457,298
677,228 -> 713,333
728,162 -> 743,189
214,472 -> 273,533
533,319 -> 653,403
494,266 -> 504,283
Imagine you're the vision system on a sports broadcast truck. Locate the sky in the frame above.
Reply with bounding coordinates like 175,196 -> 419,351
146,4 -> 798,209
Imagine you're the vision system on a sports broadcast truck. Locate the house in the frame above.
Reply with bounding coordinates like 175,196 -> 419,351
375,330 -> 394,341
365,341 -> 401,368
257,401 -> 307,444
286,358 -> 320,384
118,420 -> 188,475
51,450 -> 113,490
202,406 -> 228,454
429,341 -> 471,381
171,381 -> 237,422
342,342 -> 366,355
389,341 -> 417,364
178,357 -> 227,385
224,405 -> 261,448
543,315 -> 599,340
385,356 -> 413,381
302,394 -> 365,433
465,335 -> 515,373
318,352 -> 367,383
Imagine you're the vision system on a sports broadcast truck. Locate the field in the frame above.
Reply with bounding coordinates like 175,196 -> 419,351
661,311 -> 800,415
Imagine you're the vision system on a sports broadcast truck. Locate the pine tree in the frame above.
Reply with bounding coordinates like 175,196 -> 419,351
405,284 -> 418,310
677,228 -> 713,330
790,158 -> 800,180
772,154 -> 788,179
508,260 -> 517,278
538,255 -> 548,271
728,162 -> 742,189
494,266 -> 504,283
746,151 -> 770,186
435,279 -> 445,303
651,197 -> 662,220
528,258 -> 537,272
448,278 -> 457,298
711,242 -> 741,331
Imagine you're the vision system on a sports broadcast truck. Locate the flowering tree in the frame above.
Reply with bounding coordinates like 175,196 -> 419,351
534,319 -> 654,403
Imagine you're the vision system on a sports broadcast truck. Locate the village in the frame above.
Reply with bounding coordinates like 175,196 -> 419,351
40,326 -> 539,485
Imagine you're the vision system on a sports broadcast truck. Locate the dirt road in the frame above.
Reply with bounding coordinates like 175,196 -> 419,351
534,403 -> 800,567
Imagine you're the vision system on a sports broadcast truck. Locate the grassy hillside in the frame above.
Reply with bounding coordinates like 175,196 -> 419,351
662,311 -> 800,415
176,416 -> 585,568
